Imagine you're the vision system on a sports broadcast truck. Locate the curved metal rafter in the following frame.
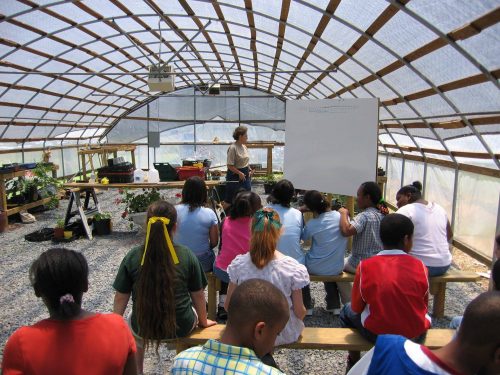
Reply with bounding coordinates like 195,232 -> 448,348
0,1 -> 496,167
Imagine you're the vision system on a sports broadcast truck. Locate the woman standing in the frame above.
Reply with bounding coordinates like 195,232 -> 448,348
396,181 -> 453,277
174,176 -> 219,272
224,126 -> 253,209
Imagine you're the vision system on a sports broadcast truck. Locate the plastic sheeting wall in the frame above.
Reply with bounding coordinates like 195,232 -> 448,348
384,155 -> 498,259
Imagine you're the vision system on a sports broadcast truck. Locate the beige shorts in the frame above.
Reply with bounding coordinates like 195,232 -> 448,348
127,307 -> 198,349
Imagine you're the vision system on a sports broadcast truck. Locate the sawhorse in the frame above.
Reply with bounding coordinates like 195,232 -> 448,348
64,187 -> 101,240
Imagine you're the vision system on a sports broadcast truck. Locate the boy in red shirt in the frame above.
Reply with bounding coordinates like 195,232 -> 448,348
340,213 -> 431,368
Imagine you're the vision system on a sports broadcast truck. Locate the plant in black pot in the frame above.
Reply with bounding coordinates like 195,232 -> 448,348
263,173 -> 277,194
93,212 -> 112,235
54,218 -> 65,240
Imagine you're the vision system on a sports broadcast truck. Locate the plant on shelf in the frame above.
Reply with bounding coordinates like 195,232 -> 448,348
5,163 -> 61,209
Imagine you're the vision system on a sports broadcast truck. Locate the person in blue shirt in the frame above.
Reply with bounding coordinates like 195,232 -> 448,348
266,179 -> 304,264
347,291 -> 500,375
174,176 -> 219,272
302,190 -> 348,315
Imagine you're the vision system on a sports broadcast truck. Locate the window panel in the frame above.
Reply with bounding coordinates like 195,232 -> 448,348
383,66 -> 431,96
407,0 -> 498,34
446,82 -> 500,113
458,24 -> 500,71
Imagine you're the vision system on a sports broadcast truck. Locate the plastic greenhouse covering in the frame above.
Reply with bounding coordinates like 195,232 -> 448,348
0,0 -> 498,259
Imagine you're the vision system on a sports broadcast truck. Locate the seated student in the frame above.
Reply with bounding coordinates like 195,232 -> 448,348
214,190 -> 262,319
339,181 -> 387,274
226,208 -> 309,347
396,181 -> 453,277
302,190 -> 348,315
174,176 -> 219,272
450,258 -> 500,330
348,291 -> 500,375
2,248 -> 137,375
266,179 -> 305,264
340,213 -> 431,369
172,279 -> 289,375
113,200 -> 216,374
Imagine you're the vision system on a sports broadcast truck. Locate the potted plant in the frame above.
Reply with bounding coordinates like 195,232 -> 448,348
93,212 -> 112,235
54,218 -> 65,240
263,173 -> 277,194
119,188 -> 164,231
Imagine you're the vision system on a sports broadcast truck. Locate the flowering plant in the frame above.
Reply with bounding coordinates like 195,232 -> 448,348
117,188 -> 164,219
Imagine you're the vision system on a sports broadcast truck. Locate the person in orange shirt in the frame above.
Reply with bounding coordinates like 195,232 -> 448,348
2,248 -> 137,375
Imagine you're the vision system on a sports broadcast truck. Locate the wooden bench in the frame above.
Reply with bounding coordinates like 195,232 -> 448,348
175,325 -> 455,354
206,269 -> 480,320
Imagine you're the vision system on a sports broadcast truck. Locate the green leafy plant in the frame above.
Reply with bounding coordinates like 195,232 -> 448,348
55,218 -> 65,229
6,163 -> 61,209
119,188 -> 163,217
94,212 -> 112,221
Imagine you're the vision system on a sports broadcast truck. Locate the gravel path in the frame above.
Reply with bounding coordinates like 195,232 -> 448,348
0,187 -> 489,374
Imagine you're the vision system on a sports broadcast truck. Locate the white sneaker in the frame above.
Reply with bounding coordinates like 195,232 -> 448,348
306,308 -> 313,316
325,307 -> 341,315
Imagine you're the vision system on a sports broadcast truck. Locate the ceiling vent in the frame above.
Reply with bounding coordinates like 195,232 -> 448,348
147,64 -> 175,92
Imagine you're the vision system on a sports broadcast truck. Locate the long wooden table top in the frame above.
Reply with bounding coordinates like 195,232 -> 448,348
179,326 -> 454,351
63,180 -> 220,189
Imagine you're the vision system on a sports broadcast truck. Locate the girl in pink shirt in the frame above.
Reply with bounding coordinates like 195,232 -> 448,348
214,190 -> 261,319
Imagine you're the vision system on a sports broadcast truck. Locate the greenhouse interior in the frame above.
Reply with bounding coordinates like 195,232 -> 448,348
0,1 -> 499,374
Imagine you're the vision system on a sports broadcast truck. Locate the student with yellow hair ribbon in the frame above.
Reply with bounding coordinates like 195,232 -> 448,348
112,200 -> 216,374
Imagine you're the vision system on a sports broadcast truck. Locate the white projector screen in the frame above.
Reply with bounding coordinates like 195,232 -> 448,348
284,98 -> 379,196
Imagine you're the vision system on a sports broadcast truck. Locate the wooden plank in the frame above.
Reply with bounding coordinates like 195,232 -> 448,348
6,196 -> 54,216
380,152 -> 500,179
452,239 -> 492,267
63,181 -> 220,189
176,326 -> 454,353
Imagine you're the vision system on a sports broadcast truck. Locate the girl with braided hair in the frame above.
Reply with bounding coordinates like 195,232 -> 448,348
225,208 -> 309,347
113,200 -> 215,374
339,181 -> 388,274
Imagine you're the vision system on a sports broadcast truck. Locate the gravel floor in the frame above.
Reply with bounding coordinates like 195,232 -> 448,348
0,186 -> 489,374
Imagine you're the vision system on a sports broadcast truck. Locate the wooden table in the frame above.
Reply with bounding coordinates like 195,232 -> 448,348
63,181 -> 220,239
0,167 -> 58,217
78,145 -> 136,180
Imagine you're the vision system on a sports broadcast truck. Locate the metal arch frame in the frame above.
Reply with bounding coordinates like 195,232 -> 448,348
296,0 -> 500,167
143,0 -> 217,83
387,0 -> 500,168
175,0 -> 235,86
0,3 -> 495,163
99,80 -> 306,143
180,2 -> 455,163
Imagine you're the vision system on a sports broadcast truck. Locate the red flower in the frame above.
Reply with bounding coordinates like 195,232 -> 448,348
118,189 -> 124,194
175,193 -> 182,198
114,198 -> 122,204
121,211 -> 128,218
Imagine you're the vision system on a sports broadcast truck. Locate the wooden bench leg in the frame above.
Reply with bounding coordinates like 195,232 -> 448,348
176,342 -> 191,354
431,283 -> 446,318
207,274 -> 217,320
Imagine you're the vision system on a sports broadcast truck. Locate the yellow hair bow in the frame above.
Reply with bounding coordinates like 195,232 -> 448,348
141,216 -> 179,266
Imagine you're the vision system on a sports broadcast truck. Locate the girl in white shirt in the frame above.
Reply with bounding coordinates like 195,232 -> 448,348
396,181 -> 453,277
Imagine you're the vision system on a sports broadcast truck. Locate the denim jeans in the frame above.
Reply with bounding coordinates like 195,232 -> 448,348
213,265 -> 229,295
426,264 -> 451,277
